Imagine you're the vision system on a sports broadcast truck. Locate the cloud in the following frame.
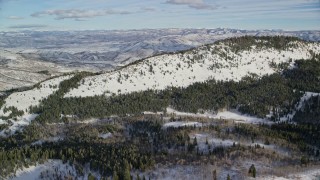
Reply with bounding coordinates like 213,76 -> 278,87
166,0 -> 216,10
31,9 -> 132,20
8,24 -> 48,29
7,16 -> 24,20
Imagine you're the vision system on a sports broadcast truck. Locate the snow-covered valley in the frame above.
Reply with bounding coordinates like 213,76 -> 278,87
0,50 -> 88,91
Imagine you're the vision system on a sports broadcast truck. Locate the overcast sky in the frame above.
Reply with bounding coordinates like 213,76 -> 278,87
1,0 -> 319,31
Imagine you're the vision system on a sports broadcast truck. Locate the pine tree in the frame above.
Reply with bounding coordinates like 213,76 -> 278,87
88,173 -> 96,180
193,137 -> 197,146
248,164 -> 256,178
212,169 -> 217,180
113,170 -> 119,180
123,160 -> 131,180
300,156 -> 308,166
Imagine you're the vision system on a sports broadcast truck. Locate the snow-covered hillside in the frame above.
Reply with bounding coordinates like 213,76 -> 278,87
0,75 -> 73,136
65,39 -> 320,98
0,75 -> 73,114
279,91 -> 320,122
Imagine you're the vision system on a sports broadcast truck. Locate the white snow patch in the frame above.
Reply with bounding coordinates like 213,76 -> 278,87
98,132 -> 112,139
11,160 -> 66,180
280,91 -> 320,122
296,92 -> 319,110
0,119 -> 7,125
141,164 -> 214,180
163,121 -> 201,128
190,133 -> 235,151
31,136 -> 64,146
143,111 -> 163,115
11,159 -> 101,180
191,133 -> 288,156
0,114 -> 38,137
215,110 -> 272,124
261,168 -> 320,180
166,107 -> 272,124
166,107 -> 214,118
78,118 -> 99,124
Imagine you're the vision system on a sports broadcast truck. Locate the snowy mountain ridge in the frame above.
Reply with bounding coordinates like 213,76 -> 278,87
65,37 -> 320,98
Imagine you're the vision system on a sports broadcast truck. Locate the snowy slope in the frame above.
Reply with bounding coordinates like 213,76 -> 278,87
295,92 -> 320,111
65,40 -> 320,98
261,168 -> 320,180
0,75 -> 73,136
0,75 -> 73,114
0,114 -> 38,136
10,160 -> 101,180
280,91 -> 320,122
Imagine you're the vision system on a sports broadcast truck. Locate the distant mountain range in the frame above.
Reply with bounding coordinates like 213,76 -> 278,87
0,29 -> 319,70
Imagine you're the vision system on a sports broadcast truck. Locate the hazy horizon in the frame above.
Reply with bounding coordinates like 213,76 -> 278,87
1,0 -> 319,32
